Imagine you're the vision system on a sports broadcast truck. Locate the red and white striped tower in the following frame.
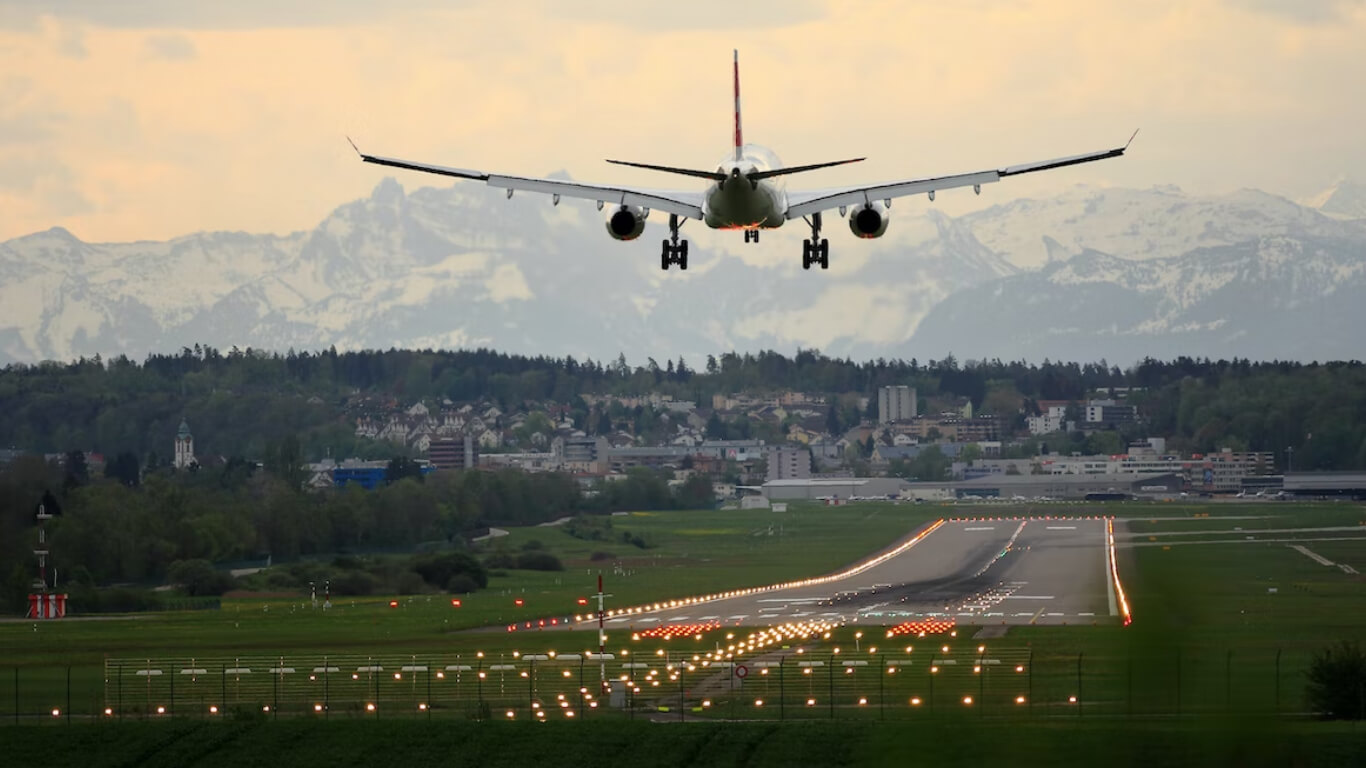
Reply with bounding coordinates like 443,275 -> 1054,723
595,574 -> 612,693
28,493 -> 67,619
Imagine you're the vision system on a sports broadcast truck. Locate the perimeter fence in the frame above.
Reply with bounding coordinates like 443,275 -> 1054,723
0,645 -> 1330,724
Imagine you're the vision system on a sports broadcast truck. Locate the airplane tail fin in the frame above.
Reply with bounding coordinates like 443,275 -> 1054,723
733,49 -> 743,162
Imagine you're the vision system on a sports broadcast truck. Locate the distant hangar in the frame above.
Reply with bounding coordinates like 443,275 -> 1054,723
759,473 -> 1184,502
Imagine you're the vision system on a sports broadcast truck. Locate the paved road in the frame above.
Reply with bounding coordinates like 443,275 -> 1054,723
582,518 -> 1114,630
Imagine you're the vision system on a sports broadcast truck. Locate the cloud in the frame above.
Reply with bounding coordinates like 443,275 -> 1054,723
142,32 -> 195,60
0,0 -> 465,29
1226,0 -> 1366,23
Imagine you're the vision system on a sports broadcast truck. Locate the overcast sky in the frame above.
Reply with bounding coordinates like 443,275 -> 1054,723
1,0 -> 1364,242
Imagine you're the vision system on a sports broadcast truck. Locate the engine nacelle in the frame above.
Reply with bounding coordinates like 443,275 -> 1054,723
605,205 -> 647,241
848,201 -> 890,239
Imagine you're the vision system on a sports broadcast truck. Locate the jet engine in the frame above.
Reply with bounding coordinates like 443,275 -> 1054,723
605,205 -> 648,241
848,201 -> 890,239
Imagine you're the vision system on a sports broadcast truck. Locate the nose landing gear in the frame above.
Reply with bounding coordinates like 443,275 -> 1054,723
801,213 -> 829,270
660,213 -> 688,270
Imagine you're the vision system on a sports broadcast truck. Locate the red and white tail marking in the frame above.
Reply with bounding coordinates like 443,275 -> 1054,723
733,49 -> 743,162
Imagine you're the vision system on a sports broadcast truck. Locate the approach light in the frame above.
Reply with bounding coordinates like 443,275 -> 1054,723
314,704 -> 323,712
910,697 -> 922,706
962,696 -> 973,705
156,706 -> 166,715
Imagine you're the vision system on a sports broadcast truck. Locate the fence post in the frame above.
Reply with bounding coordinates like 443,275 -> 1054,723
271,665 -> 277,720
528,658 -> 534,720
678,661 -> 685,722
929,654 -> 936,714
579,657 -> 585,721
1127,655 -> 1133,718
978,652 -> 985,719
1076,652 -> 1083,719
778,659 -> 785,721
1225,650 -> 1232,714
1274,649 -> 1281,714
1175,648 -> 1182,718
13,667 -> 18,725
170,666 -> 175,717
324,656 -> 329,720
219,664 -> 225,717
828,653 -> 835,719
879,654 -> 885,720
1027,650 -> 1033,718
426,667 -> 432,721
66,666 -> 70,725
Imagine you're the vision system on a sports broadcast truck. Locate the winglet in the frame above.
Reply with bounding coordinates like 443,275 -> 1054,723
346,135 -> 362,157
1124,128 -> 1140,150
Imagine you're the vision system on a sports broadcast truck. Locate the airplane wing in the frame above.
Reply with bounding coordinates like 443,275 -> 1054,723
785,133 -> 1136,219
350,140 -> 705,220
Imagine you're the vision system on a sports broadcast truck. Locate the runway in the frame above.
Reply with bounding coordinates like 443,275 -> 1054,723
584,518 -> 1115,630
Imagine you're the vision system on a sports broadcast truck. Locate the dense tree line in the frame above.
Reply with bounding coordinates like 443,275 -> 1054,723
3,347 -> 1363,470
0,448 -> 717,609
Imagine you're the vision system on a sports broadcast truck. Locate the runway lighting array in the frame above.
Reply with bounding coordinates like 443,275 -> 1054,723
635,620 -> 721,640
885,618 -> 955,638
578,521 -> 945,623
104,707 -> 114,716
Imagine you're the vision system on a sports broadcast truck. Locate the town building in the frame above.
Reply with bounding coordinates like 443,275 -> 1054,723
173,419 -> 196,469
765,446 -> 811,482
429,435 -> 479,470
878,385 -> 917,424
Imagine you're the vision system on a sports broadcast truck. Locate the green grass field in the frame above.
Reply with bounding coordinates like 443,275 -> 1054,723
2,500 -> 1364,761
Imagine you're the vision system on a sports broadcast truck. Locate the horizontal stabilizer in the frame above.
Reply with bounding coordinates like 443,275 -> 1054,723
605,159 -> 726,181
748,157 -> 865,181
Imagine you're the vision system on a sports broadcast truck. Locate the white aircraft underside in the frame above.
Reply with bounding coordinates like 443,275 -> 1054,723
353,51 -> 1134,271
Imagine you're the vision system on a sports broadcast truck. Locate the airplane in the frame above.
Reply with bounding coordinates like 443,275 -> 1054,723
350,51 -> 1135,272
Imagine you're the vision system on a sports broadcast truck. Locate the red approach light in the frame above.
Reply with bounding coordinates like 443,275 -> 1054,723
577,597 -> 589,606
451,599 -> 462,607
515,598 -> 525,607
389,600 -> 399,608
550,618 -> 558,625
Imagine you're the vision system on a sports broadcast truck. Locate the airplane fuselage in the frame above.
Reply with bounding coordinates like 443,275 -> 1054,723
702,146 -> 787,230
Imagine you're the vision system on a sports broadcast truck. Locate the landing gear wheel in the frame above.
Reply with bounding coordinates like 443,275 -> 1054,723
801,213 -> 828,270
659,214 -> 689,271
744,230 -> 761,244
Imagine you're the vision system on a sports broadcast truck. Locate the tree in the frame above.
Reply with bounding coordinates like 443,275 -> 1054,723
104,451 -> 141,487
63,450 -> 89,489
385,456 -> 424,486
595,411 -> 612,436
825,405 -> 842,436
1305,641 -> 1366,720
167,559 -> 236,597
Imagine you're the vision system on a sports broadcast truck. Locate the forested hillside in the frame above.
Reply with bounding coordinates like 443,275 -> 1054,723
2,347 -> 1363,466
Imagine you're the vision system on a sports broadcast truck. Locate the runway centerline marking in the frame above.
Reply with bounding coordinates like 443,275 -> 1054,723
1046,525 -> 1077,530
964,527 -> 996,531
1003,596 -> 1056,600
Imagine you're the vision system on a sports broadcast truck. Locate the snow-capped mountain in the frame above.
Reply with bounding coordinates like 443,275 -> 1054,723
2,176 -> 1363,367
907,235 -> 1366,363
1301,176 -> 1366,221
0,177 -> 1011,366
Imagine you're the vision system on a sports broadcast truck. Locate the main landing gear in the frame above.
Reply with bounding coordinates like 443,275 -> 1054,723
743,229 -> 760,243
660,213 -> 688,270
802,212 -> 829,270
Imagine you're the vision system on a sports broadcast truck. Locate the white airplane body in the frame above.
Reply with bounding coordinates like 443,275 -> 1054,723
353,51 -> 1133,271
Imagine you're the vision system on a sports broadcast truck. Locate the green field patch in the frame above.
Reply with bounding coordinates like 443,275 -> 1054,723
673,528 -> 745,536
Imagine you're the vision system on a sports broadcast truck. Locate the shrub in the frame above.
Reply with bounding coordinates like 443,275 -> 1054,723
1306,640 -> 1366,720
332,570 -> 376,596
412,552 -> 488,590
167,559 -> 237,597
446,574 -> 480,594
396,571 -> 425,596
484,552 -> 517,569
589,551 -> 615,562
515,551 -> 564,571
520,539 -> 544,551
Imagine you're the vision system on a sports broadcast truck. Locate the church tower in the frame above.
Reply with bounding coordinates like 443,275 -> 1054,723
174,419 -> 196,469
